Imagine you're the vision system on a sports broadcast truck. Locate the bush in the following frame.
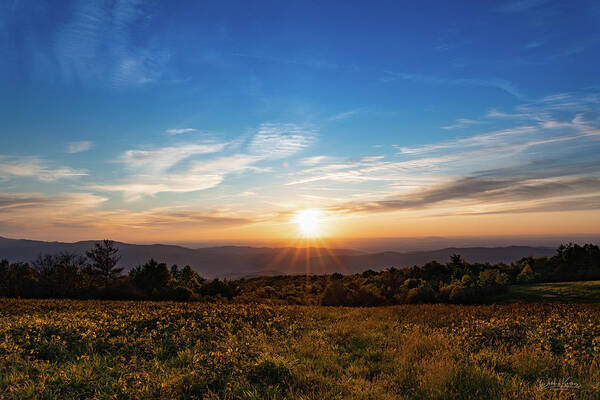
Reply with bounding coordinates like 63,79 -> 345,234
170,286 -> 194,301
320,280 -> 349,306
449,285 -> 481,304
517,264 -> 535,283
406,282 -> 437,303
350,285 -> 386,306
200,279 -> 239,299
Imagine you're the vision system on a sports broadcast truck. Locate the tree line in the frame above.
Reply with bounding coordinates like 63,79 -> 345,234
1,240 -> 598,305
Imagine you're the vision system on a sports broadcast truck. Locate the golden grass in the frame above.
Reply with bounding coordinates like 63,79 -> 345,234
0,300 -> 598,399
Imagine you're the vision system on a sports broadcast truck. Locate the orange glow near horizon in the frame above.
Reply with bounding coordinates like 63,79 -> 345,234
2,207 -> 600,244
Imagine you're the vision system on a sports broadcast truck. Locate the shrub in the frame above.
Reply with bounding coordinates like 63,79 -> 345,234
517,264 -> 535,283
320,280 -> 350,306
406,282 -> 437,303
171,286 -> 194,301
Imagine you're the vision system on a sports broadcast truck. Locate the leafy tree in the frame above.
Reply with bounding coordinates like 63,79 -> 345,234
478,269 -> 499,287
33,252 -> 87,297
0,260 -> 38,297
517,263 -> 535,283
450,254 -> 463,266
200,278 -> 238,299
331,272 -> 344,281
170,264 -> 180,279
129,259 -> 171,294
406,282 -> 436,303
86,240 -> 123,285
320,280 -> 349,306
179,265 -> 204,289
461,274 -> 474,286
495,272 -> 509,286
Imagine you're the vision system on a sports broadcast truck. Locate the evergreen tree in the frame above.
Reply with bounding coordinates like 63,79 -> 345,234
86,240 -> 123,285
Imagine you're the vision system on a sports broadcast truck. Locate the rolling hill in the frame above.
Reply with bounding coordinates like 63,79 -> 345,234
0,236 -> 555,278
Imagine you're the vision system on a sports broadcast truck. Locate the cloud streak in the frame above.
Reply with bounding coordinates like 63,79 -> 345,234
0,192 -> 255,239
121,143 -> 226,174
384,71 -> 525,98
166,128 -> 198,135
248,123 -> 316,160
288,89 -> 600,218
93,123 -> 316,200
441,118 -> 485,130
0,155 -> 86,182
66,141 -> 94,153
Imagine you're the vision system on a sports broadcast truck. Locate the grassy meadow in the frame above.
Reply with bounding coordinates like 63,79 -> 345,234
496,281 -> 600,303
1,299 -> 599,399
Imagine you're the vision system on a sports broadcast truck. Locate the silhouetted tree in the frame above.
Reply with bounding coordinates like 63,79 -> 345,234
0,260 -> 38,297
170,264 -> 180,279
86,240 -> 122,285
179,265 -> 204,290
129,259 -> 171,294
450,254 -> 463,266
2,242 -> 599,304
33,252 -> 87,297
200,278 -> 239,299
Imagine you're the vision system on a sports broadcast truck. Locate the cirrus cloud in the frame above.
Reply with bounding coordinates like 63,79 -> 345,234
0,155 -> 86,182
66,141 -> 94,153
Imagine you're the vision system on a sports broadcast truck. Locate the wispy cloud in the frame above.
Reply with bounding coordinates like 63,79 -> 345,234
525,41 -> 544,49
93,122 -> 317,200
95,141 -> 231,200
402,93 -> 600,156
66,141 -> 94,153
549,38 -> 600,59
0,192 -> 254,239
189,154 -> 266,174
443,195 -> 600,216
398,125 -> 539,155
300,156 -> 332,166
0,155 -> 86,182
0,192 -> 108,236
441,118 -> 485,130
166,128 -> 198,135
384,71 -> 525,98
289,89 -> 600,218
328,109 -> 366,122
248,123 -> 316,160
0,192 -> 106,211
53,0 -> 168,86
330,174 -> 600,216
92,177 -> 225,201
121,143 -> 226,174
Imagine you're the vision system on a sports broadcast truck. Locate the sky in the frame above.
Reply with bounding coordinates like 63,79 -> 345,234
1,0 -> 600,244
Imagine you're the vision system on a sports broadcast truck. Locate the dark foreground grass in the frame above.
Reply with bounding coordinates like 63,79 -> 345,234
496,280 -> 600,303
1,299 -> 599,399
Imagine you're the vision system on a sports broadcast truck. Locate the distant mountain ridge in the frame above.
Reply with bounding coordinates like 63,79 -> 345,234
0,236 -> 556,278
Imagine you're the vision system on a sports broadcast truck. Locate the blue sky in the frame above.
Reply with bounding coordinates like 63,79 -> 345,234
1,0 -> 600,242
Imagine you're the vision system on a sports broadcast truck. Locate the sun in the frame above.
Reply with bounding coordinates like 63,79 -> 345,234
293,209 -> 322,238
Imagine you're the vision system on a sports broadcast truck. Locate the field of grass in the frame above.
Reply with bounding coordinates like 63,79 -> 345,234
496,280 -> 600,303
1,299 -> 600,399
